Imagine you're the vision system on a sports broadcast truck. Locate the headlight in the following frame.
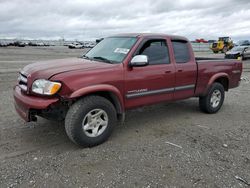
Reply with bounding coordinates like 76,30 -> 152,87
32,79 -> 61,95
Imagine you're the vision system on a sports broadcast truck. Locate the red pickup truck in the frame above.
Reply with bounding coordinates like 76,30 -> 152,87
14,33 -> 242,147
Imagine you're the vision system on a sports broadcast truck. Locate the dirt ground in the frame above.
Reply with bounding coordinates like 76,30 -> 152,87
0,46 -> 250,188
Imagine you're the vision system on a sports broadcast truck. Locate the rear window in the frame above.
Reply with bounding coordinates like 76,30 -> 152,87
172,40 -> 190,63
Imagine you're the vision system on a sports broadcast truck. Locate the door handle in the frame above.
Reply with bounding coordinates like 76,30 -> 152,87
177,69 -> 183,72
165,70 -> 171,73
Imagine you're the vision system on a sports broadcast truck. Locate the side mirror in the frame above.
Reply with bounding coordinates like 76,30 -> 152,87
130,55 -> 149,67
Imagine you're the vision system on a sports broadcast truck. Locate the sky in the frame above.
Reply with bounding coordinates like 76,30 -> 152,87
0,0 -> 250,41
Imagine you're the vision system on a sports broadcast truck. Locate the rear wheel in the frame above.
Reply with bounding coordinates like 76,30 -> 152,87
199,83 -> 225,113
65,95 -> 117,147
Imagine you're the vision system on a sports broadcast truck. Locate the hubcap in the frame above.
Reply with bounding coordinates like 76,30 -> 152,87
82,109 -> 108,137
210,89 -> 221,108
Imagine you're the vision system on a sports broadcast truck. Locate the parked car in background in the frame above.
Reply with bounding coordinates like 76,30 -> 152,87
84,42 -> 96,48
68,43 -> 84,49
13,41 -> 25,47
0,41 -> 8,47
236,40 -> 250,46
243,47 -> 250,59
28,42 -> 37,46
43,43 -> 50,47
225,46 -> 250,60
36,42 -> 43,46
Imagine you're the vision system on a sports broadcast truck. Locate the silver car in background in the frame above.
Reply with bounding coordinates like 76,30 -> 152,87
225,45 -> 250,60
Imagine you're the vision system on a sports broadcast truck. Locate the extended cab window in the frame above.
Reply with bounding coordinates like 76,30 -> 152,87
172,40 -> 190,63
138,40 -> 170,65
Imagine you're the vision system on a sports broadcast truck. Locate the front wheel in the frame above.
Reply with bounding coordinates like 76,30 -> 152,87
65,96 -> 117,147
199,83 -> 225,113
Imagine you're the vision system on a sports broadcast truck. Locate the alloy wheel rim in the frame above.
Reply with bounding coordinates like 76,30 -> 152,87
210,89 -> 221,108
82,109 -> 108,137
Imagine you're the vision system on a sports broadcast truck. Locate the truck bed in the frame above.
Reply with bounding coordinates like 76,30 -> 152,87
194,58 -> 242,96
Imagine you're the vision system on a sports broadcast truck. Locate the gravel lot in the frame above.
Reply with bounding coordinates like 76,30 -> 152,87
0,46 -> 250,188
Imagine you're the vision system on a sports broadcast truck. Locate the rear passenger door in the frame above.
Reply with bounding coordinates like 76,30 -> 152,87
171,40 -> 197,100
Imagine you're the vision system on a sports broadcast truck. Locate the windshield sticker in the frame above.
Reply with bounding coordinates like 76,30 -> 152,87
114,48 -> 130,54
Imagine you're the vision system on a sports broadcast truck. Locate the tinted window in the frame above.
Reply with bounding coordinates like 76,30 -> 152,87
139,40 -> 170,65
172,41 -> 190,63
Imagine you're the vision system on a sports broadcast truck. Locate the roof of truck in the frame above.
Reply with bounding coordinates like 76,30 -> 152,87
110,33 -> 188,41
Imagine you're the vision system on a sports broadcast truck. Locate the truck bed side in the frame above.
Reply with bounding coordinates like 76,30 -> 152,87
195,59 -> 242,96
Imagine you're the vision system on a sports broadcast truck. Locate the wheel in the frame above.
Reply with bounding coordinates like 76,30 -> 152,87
213,51 -> 218,54
199,83 -> 225,114
65,95 -> 117,147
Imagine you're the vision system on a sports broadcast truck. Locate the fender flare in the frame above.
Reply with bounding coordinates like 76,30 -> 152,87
68,84 -> 124,113
204,73 -> 229,94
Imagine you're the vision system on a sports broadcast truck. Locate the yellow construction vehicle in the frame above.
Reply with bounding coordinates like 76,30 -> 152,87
210,37 -> 234,53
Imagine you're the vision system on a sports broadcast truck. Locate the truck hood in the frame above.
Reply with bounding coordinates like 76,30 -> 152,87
21,57 -> 116,80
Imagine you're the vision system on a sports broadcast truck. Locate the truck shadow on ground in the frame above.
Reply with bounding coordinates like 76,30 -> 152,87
18,98 -> 201,149
113,98 -> 202,137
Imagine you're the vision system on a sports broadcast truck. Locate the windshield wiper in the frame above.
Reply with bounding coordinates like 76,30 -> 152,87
92,56 -> 113,64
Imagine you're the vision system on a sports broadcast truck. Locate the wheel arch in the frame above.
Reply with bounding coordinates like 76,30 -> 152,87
205,73 -> 229,95
68,84 -> 125,117
214,76 -> 229,91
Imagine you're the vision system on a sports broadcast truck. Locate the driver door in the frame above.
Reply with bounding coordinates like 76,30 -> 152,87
124,38 -> 175,109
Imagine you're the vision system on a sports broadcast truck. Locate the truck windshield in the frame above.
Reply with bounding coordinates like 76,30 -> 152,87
83,37 -> 137,63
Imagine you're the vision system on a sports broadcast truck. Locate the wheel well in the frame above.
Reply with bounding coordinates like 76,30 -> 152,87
214,77 -> 229,91
72,91 -> 123,116
93,91 -> 123,114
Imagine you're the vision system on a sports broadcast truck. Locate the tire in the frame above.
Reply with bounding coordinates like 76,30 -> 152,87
213,51 -> 218,54
199,83 -> 225,114
65,95 -> 117,147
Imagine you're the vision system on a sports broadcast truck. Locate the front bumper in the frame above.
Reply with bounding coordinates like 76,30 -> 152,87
13,86 -> 59,122
225,54 -> 240,59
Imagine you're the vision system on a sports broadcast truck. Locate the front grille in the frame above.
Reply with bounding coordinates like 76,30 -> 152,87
18,73 -> 28,92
